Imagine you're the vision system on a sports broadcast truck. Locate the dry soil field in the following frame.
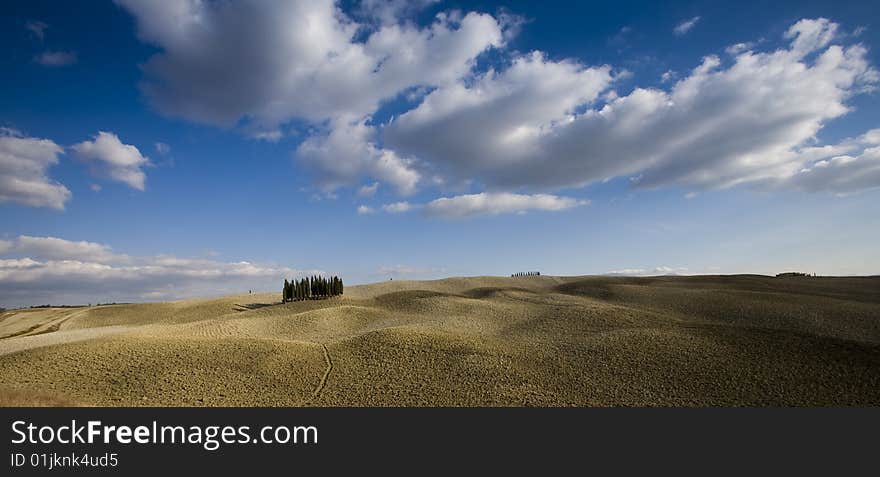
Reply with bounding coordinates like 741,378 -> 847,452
1,275 -> 878,406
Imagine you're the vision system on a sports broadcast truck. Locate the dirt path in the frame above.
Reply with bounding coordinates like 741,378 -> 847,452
313,343 -> 333,398
23,308 -> 91,337
0,325 -> 131,357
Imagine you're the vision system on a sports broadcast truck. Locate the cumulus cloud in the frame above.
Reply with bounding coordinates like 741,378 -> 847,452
0,235 -> 310,307
25,21 -> 48,40
116,0 -> 505,195
357,182 -> 380,197
0,128 -> 71,210
423,192 -> 588,218
384,51 -> 614,188
785,17 -> 837,57
382,201 -> 415,213
725,42 -> 756,55
34,51 -> 77,67
115,7 -> 879,201
385,18 -> 878,194
789,146 -> 880,194
297,119 -> 420,195
673,16 -> 701,36
356,205 -> 376,215
0,235 -> 129,263
116,0 -> 502,127
72,132 -> 150,190
358,0 -> 440,26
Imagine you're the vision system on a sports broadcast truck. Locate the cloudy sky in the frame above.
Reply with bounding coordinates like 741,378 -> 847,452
1,0 -> 879,307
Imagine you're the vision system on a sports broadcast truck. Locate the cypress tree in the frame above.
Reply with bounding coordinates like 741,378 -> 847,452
283,279 -> 290,303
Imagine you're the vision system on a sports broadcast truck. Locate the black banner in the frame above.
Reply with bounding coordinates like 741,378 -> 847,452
2,408 -> 877,475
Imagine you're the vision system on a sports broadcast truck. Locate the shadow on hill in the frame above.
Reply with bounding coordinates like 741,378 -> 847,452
233,302 -> 278,311
460,287 -> 536,299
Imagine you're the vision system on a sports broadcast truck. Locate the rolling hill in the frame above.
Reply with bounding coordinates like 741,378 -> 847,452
1,274 -> 878,406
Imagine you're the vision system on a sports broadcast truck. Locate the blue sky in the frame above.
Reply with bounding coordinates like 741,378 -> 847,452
1,0 -> 878,307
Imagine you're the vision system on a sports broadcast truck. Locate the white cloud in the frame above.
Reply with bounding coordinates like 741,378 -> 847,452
25,21 -> 48,40
384,51 -> 614,188
358,0 -> 440,26
113,8 -> 879,200
357,182 -> 380,197
606,266 -> 688,276
673,16 -> 701,36
154,142 -> 170,155
1,235 -> 129,263
116,0 -> 502,127
34,51 -> 77,67
725,42 -> 756,55
371,192 -> 588,218
423,192 -> 588,218
297,118 -> 421,195
356,205 -> 376,215
789,147 -> 880,194
0,128 -> 71,210
382,201 -> 415,213
72,132 -> 150,190
249,129 -> 282,142
754,128 -> 880,194
385,18 -> 878,194
116,0 -> 505,195
0,235 -> 310,307
785,17 -> 837,57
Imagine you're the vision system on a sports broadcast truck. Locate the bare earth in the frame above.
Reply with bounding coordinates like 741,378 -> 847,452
1,275 -> 878,406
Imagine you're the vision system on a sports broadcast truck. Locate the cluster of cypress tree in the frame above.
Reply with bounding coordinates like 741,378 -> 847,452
511,271 -> 540,277
282,275 -> 343,302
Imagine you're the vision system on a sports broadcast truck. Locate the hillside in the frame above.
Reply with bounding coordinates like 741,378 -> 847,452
1,274 -> 878,406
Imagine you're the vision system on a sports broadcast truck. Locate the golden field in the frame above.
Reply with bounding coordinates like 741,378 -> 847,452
1,274 -> 878,406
